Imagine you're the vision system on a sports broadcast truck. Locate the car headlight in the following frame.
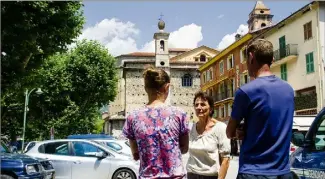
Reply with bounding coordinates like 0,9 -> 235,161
26,165 -> 38,175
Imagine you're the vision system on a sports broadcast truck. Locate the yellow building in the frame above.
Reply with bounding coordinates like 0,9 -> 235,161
199,1 -> 273,121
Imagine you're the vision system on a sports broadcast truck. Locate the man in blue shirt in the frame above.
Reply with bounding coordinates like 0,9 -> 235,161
226,39 -> 295,179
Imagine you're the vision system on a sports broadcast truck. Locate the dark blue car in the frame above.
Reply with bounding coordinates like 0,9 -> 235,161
1,141 -> 55,179
290,107 -> 325,179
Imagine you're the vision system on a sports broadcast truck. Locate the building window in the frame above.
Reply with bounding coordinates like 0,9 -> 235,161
306,52 -> 314,74
182,74 -> 192,87
219,61 -> 224,74
303,21 -> 312,41
240,73 -> 250,86
227,54 -> 234,69
200,55 -> 206,62
202,73 -> 206,84
280,63 -> 287,81
240,47 -> 246,63
195,58 -> 198,62
209,69 -> 213,81
220,106 -> 225,118
160,40 -> 165,51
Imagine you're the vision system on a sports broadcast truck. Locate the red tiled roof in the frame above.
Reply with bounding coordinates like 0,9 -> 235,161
117,48 -> 192,57
119,52 -> 155,57
168,48 -> 192,52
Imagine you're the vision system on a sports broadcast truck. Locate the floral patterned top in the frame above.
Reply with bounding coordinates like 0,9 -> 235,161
123,105 -> 189,179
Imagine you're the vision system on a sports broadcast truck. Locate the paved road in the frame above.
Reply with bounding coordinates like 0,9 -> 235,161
182,153 -> 239,179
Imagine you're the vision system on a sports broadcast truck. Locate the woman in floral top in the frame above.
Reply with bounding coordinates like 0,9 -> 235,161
123,66 -> 190,179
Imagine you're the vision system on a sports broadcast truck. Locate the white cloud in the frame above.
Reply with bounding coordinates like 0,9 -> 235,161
139,23 -> 203,52
217,14 -> 225,19
77,18 -> 203,56
216,24 -> 249,50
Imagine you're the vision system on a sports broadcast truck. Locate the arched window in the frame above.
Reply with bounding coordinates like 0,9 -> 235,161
182,74 -> 192,87
200,54 -> 206,62
160,40 -> 165,51
261,23 -> 266,28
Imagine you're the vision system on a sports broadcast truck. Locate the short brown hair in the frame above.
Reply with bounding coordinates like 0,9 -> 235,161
143,66 -> 170,91
247,39 -> 274,66
193,91 -> 214,117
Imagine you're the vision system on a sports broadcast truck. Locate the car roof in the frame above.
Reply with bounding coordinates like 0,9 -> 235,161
67,134 -> 114,139
30,139 -> 121,155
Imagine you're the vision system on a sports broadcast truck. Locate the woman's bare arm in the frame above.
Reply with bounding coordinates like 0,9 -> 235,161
129,139 -> 139,161
179,133 -> 189,154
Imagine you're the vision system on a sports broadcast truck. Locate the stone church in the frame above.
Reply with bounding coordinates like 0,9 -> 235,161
104,19 -> 219,136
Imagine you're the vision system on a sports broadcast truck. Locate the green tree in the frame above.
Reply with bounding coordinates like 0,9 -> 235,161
25,40 -> 117,140
1,1 -> 85,94
1,1 -> 85,140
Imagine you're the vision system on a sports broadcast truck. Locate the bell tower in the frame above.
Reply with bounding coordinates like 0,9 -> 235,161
154,15 -> 170,69
247,1 -> 273,32
154,14 -> 171,105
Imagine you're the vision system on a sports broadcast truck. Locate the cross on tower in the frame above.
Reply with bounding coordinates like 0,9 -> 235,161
158,13 -> 164,21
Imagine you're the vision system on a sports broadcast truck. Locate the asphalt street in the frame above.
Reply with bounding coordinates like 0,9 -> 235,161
182,153 -> 239,179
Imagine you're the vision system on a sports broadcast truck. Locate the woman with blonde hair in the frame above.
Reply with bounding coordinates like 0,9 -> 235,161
186,91 -> 231,179
123,66 -> 190,179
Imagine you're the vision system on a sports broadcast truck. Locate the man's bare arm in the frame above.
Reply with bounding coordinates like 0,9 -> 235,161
129,139 -> 139,161
226,118 -> 239,139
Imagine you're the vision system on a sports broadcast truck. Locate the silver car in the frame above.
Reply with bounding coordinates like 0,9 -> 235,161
25,139 -> 139,179
93,139 -> 132,157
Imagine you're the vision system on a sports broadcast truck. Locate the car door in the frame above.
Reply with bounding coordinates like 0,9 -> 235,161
302,109 -> 325,179
70,141 -> 112,179
40,141 -> 73,179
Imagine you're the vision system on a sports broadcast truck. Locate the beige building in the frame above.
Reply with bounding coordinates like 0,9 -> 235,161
254,1 -> 325,115
105,20 -> 219,136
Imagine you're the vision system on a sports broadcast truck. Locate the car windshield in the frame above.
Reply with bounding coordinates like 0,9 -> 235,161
0,142 -> 11,153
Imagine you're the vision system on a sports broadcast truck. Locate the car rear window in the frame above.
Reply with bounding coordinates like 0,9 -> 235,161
106,142 -> 122,151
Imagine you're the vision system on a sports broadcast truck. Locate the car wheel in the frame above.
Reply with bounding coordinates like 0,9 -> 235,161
112,169 -> 136,179
1,175 -> 15,179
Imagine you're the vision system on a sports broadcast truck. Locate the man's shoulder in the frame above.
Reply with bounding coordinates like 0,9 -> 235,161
240,76 -> 293,94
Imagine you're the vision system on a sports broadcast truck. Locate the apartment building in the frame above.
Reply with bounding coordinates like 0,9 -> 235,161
198,1 -> 273,121
254,1 -> 325,114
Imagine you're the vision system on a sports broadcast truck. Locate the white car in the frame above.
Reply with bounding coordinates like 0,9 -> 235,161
93,139 -> 132,156
25,139 -> 139,179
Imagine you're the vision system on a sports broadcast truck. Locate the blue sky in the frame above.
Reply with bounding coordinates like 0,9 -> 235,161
80,1 -> 310,56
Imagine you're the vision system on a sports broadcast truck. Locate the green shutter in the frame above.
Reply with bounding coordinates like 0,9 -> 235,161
306,52 -> 314,74
306,54 -> 310,73
279,36 -> 286,59
280,64 -> 287,81
309,52 -> 314,73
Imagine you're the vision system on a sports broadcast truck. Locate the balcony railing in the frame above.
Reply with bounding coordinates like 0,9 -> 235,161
273,44 -> 298,62
213,89 -> 234,102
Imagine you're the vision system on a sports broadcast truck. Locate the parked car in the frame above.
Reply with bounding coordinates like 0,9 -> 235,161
25,139 -> 139,179
67,134 -> 115,140
290,107 -> 325,178
0,141 -> 55,179
24,141 -> 39,153
93,139 -> 132,156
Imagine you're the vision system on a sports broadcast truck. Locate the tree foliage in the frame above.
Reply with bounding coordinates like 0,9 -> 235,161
1,1 -> 85,94
1,40 -> 118,140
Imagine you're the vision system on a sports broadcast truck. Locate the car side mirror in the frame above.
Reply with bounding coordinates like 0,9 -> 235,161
95,151 -> 107,159
292,132 -> 306,147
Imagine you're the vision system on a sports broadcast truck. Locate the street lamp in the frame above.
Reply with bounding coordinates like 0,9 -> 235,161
21,88 -> 43,152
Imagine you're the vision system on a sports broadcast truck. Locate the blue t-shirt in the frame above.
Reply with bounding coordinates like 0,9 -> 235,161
231,75 -> 294,175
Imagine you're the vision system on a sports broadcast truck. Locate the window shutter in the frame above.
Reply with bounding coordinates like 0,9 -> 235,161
310,52 -> 314,72
306,54 -> 310,73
